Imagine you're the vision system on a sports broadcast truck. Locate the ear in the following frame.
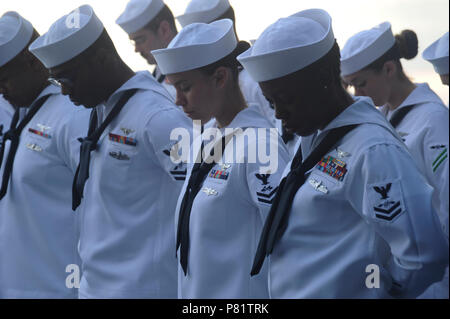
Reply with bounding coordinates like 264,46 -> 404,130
212,67 -> 229,89
383,61 -> 397,79
157,20 -> 172,44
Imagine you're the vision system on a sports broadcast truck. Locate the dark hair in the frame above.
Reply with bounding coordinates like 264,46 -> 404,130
144,5 -> 177,34
5,28 -> 41,67
296,40 -> 343,89
363,29 -> 418,76
199,41 -> 250,83
215,6 -> 236,23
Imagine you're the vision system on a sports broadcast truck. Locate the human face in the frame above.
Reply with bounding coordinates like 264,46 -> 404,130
167,70 -> 217,125
0,54 -> 43,107
49,57 -> 101,108
259,73 -> 327,137
342,68 -> 390,106
129,28 -> 164,65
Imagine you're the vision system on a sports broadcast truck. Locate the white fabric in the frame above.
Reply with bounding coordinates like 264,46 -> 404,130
237,9 -> 335,82
116,0 -> 165,34
0,12 -> 34,67
423,32 -> 449,75
340,22 -> 395,77
175,104 -> 290,298
29,5 -> 104,68
152,19 -> 237,75
0,95 -> 14,131
177,0 -> 230,27
268,97 -> 448,298
77,71 -> 192,298
0,85 -> 90,298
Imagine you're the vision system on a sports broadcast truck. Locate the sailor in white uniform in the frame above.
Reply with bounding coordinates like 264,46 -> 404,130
423,31 -> 449,87
341,24 -> 449,299
0,12 -> 90,298
238,9 -> 449,298
29,5 -> 192,299
152,19 -> 290,299
176,0 -> 277,128
116,0 -> 177,100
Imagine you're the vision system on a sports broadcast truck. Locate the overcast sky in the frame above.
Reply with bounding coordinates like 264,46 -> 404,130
1,0 -> 449,103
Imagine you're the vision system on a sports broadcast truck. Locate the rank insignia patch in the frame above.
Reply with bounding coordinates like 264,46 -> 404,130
432,148 -> 447,173
209,169 -> 229,181
256,185 -> 278,205
109,133 -> 137,146
28,128 -> 52,139
316,156 -> 348,181
368,180 -> 405,222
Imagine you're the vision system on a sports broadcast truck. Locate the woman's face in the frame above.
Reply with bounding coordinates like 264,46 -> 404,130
259,72 -> 328,137
343,68 -> 391,106
167,69 -> 218,125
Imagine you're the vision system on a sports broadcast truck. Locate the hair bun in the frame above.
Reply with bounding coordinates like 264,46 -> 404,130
395,30 -> 418,60
235,41 -> 251,56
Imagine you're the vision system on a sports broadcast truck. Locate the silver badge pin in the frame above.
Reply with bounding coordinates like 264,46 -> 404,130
202,187 -> 218,196
37,124 -> 51,132
336,147 -> 351,159
398,132 -> 409,138
26,143 -> 43,152
219,164 -> 231,170
309,178 -> 329,194
120,128 -> 135,136
109,151 -> 130,161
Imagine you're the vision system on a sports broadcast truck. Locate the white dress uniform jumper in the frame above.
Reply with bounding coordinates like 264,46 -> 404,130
0,85 -> 90,298
175,105 -> 290,298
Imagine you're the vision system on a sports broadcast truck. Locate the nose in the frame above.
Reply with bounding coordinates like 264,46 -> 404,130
60,85 -> 72,96
175,90 -> 187,108
274,105 -> 288,121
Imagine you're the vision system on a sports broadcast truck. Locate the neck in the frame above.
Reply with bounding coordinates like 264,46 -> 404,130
215,87 -> 247,128
386,79 -> 417,111
319,88 -> 354,130
103,62 -> 135,103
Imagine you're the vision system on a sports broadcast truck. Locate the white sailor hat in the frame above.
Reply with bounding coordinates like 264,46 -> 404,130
177,0 -> 230,27
237,8 -> 335,83
340,22 -> 395,77
0,12 -> 34,67
152,18 -> 237,75
29,5 -> 104,68
116,0 -> 165,35
423,32 -> 449,75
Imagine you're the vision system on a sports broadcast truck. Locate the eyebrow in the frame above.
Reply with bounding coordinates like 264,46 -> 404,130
173,79 -> 188,87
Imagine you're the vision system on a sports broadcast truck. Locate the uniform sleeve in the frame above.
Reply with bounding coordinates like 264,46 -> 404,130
242,129 -> 291,221
421,109 -> 449,237
143,106 -> 192,183
55,107 -> 90,175
349,143 -> 449,298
